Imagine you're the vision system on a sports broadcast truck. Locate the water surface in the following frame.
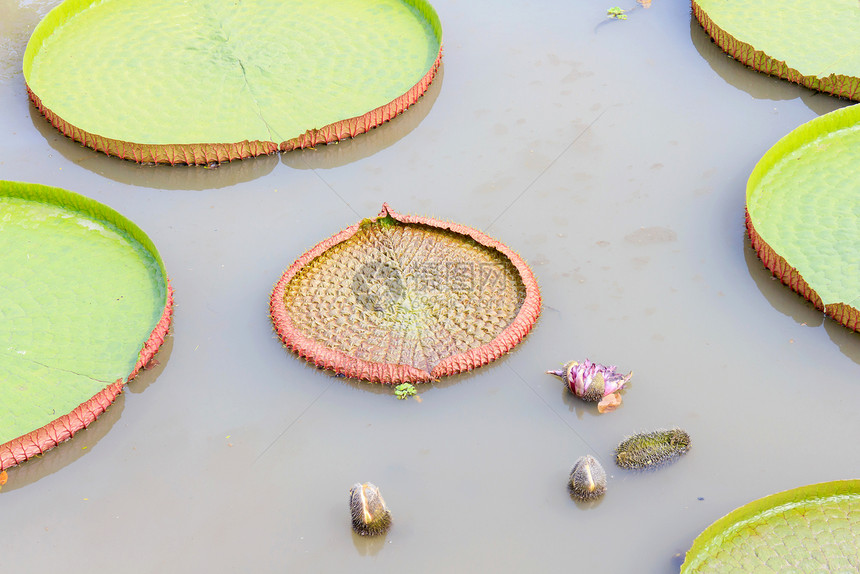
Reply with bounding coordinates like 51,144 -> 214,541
1,1 -> 857,572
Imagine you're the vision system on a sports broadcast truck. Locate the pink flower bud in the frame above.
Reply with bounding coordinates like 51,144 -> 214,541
547,359 -> 632,402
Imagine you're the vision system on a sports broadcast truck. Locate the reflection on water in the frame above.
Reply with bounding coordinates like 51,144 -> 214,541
558,377 -> 611,419
282,65 -> 444,171
30,105 -> 280,190
744,235 -> 825,328
0,394 -> 124,493
351,530 -> 388,556
126,328 -> 174,394
28,64 -> 443,187
824,319 -> 860,367
0,330 -> 172,488
688,14 -> 853,115
745,235 -> 860,366
570,490 -> 606,509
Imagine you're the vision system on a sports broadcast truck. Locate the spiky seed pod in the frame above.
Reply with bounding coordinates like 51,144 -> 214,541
615,428 -> 691,470
569,455 -> 607,501
349,483 -> 392,536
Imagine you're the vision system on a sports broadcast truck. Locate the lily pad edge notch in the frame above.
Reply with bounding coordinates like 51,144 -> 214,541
270,204 -> 543,384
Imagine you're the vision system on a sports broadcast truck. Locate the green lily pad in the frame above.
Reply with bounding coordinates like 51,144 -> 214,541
682,480 -> 860,572
270,204 -> 542,383
746,104 -> 860,331
23,0 -> 443,164
0,181 -> 172,470
693,0 -> 860,100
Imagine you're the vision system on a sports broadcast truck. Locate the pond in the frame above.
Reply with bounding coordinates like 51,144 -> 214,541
0,1 -> 857,572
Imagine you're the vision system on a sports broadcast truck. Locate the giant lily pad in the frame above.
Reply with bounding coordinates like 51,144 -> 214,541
270,204 -> 541,383
23,0 -> 443,164
693,0 -> 860,100
681,480 -> 860,572
746,104 -> 860,331
0,181 -> 172,470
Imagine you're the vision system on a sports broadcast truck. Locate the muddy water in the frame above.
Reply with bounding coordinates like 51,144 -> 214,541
1,1 -> 857,572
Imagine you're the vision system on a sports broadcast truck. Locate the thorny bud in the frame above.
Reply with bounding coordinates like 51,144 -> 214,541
615,428 -> 691,470
349,482 -> 392,536
569,455 -> 607,501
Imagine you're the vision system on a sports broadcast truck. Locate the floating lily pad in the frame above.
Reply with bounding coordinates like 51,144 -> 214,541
0,181 -> 172,470
693,0 -> 860,100
682,480 -> 860,572
746,104 -> 860,331
23,0 -> 443,164
270,204 -> 541,383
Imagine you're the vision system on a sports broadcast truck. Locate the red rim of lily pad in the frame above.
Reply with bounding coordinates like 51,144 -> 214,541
0,182 -> 174,470
746,105 -> 860,332
746,209 -> 860,331
692,0 -> 860,101
0,292 -> 172,471
270,204 -> 542,383
26,61 -> 441,164
24,0 -> 443,165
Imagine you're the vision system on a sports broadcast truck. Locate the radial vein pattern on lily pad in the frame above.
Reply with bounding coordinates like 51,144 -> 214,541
270,204 -> 542,383
681,480 -> 860,572
23,0 -> 443,164
746,104 -> 860,332
693,0 -> 860,100
0,181 -> 173,470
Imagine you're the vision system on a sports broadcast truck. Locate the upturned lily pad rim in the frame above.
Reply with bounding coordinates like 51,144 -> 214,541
0,181 -> 174,470
23,0 -> 443,165
681,479 -> 860,572
270,204 -> 542,384
746,104 -> 860,332
692,0 -> 860,101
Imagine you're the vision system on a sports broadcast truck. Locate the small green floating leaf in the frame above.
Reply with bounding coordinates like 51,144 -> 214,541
394,383 -> 418,399
607,6 -> 627,19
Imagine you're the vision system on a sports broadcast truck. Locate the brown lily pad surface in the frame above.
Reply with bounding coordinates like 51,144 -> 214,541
270,205 -> 541,383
